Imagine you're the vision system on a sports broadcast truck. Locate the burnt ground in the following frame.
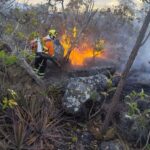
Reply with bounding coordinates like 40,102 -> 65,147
44,58 -> 150,95
125,71 -> 150,95
43,58 -> 117,84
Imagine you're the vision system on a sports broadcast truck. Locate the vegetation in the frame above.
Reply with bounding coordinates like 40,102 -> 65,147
0,0 -> 150,149
0,51 -> 17,66
102,7 -> 150,134
0,88 -> 65,149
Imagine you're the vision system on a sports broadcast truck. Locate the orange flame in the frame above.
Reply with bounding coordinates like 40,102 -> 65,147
60,30 -> 105,66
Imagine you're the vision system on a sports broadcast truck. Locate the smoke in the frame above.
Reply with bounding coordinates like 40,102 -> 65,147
132,4 -> 150,72
133,32 -> 150,72
93,5 -> 150,73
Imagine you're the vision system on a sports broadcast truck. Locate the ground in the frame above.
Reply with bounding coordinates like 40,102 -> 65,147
0,57 -> 150,150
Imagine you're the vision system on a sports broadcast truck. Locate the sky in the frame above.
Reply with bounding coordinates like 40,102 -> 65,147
16,0 -> 143,10
16,0 -> 120,8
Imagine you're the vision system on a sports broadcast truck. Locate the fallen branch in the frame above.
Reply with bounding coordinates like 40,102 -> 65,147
17,57 -> 45,88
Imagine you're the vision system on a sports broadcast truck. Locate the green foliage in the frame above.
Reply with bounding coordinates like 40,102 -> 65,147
0,50 -> 5,58
125,89 -> 148,101
20,51 -> 35,62
15,32 -> 26,41
0,51 -> 17,65
127,102 -> 140,116
5,23 -> 14,35
2,98 -> 18,110
90,91 -> 100,101
125,90 -> 138,101
8,89 -> 18,99
4,55 -> 17,65
71,136 -> 78,143
126,89 -> 149,117
145,144 -> 150,150
125,89 -> 150,146
29,31 -> 39,40
1,89 -> 18,110
100,77 -> 116,100
31,18 -> 38,26
107,78 -> 113,89
139,89 -> 148,100
27,54 -> 35,62
106,78 -> 116,93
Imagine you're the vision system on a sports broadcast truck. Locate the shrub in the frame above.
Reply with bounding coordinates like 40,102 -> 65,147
0,51 -> 17,66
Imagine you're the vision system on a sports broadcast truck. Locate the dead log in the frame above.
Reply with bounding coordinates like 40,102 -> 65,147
17,58 -> 46,88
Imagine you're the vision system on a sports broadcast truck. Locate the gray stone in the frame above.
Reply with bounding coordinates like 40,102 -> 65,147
62,74 -> 108,114
99,140 -> 124,150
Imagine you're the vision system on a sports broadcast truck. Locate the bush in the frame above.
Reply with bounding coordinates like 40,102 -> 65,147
0,51 -> 17,66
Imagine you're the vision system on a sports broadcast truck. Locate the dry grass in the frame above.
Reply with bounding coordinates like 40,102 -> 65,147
0,91 -> 67,150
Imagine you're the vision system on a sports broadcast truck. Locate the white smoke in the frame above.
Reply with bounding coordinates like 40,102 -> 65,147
131,3 -> 150,72
133,30 -> 150,72
95,3 -> 150,72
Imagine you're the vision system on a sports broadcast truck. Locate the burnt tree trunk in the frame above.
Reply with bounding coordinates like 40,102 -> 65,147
102,9 -> 150,133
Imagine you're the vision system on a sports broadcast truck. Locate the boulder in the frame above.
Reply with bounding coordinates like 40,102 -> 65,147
62,74 -> 108,114
99,140 -> 124,150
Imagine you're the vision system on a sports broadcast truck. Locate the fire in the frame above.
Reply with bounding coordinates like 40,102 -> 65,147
60,29 -> 105,66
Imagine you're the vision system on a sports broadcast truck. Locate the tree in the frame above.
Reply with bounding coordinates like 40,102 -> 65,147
142,0 -> 150,4
102,8 -> 150,133
62,0 -> 97,62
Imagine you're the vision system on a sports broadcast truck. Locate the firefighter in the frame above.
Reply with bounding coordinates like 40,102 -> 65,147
31,29 -> 60,78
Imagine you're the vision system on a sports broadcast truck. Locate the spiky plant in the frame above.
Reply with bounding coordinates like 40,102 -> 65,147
0,91 -> 66,150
